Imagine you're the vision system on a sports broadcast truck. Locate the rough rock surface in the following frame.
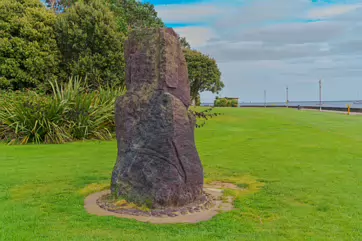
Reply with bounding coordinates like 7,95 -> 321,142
111,28 -> 204,208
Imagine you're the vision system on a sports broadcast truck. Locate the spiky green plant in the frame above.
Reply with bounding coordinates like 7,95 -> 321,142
0,91 -> 69,144
0,77 -> 125,144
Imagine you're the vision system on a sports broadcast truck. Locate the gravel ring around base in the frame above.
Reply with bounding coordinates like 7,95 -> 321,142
84,188 -> 235,224
97,191 -> 215,217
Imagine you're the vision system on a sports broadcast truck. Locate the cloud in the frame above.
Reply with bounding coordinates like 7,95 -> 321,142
199,20 -> 347,62
331,40 -> 362,54
235,21 -> 346,44
307,4 -> 362,19
155,3 -> 222,24
214,0 -> 309,28
155,0 -> 362,102
332,6 -> 362,22
200,41 -> 329,62
173,26 -> 215,47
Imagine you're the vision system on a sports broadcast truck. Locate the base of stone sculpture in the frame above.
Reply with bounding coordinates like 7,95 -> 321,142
97,191 -> 213,217
84,185 -> 237,224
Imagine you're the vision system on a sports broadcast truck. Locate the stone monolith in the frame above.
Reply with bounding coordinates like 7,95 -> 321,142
111,28 -> 204,208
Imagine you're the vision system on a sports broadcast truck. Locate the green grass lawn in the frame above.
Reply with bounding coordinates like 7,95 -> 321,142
1,108 -> 361,240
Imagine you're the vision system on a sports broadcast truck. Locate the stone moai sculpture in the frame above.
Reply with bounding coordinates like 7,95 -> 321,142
111,28 -> 204,208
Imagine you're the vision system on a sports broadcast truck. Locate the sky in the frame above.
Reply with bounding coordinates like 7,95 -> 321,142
142,0 -> 362,102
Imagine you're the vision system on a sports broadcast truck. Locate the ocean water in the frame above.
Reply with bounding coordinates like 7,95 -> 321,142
201,100 -> 362,108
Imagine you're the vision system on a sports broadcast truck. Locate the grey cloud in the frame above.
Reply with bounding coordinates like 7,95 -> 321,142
155,4 -> 223,24
215,0 -> 308,29
200,20 -> 362,64
200,41 -> 329,62
333,7 -> 362,22
200,19 -> 351,64
200,54 -> 362,102
330,40 -> 362,54
239,21 -> 346,44
307,4 -> 362,19
174,0 -> 362,102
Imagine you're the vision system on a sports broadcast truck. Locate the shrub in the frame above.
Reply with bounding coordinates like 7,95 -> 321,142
231,99 -> 238,107
0,0 -> 60,91
214,98 -> 238,107
218,98 -> 228,107
0,77 -> 124,144
0,91 -> 67,143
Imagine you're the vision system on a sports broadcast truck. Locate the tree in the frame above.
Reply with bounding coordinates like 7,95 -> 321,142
108,0 -> 164,30
178,36 -> 223,103
184,49 -> 224,103
195,93 -> 201,106
0,0 -> 60,90
45,0 -> 164,30
179,36 -> 191,49
55,0 -> 126,89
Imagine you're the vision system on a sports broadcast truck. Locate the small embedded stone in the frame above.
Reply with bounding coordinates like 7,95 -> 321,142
158,211 -> 167,216
167,212 -> 178,217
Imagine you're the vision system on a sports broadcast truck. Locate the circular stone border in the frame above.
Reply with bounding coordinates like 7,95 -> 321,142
84,187 -> 235,224
97,191 -> 215,217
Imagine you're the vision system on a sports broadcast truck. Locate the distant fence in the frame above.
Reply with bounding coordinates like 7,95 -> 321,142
239,105 -> 362,113
200,103 -> 362,113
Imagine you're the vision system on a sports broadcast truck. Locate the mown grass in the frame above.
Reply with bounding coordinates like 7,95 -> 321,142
0,108 -> 361,240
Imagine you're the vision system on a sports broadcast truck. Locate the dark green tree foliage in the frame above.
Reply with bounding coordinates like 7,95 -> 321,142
55,0 -> 126,89
46,0 -> 164,30
189,107 -> 223,128
108,0 -> 165,30
195,93 -> 201,106
184,49 -> 224,102
0,0 -> 60,90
